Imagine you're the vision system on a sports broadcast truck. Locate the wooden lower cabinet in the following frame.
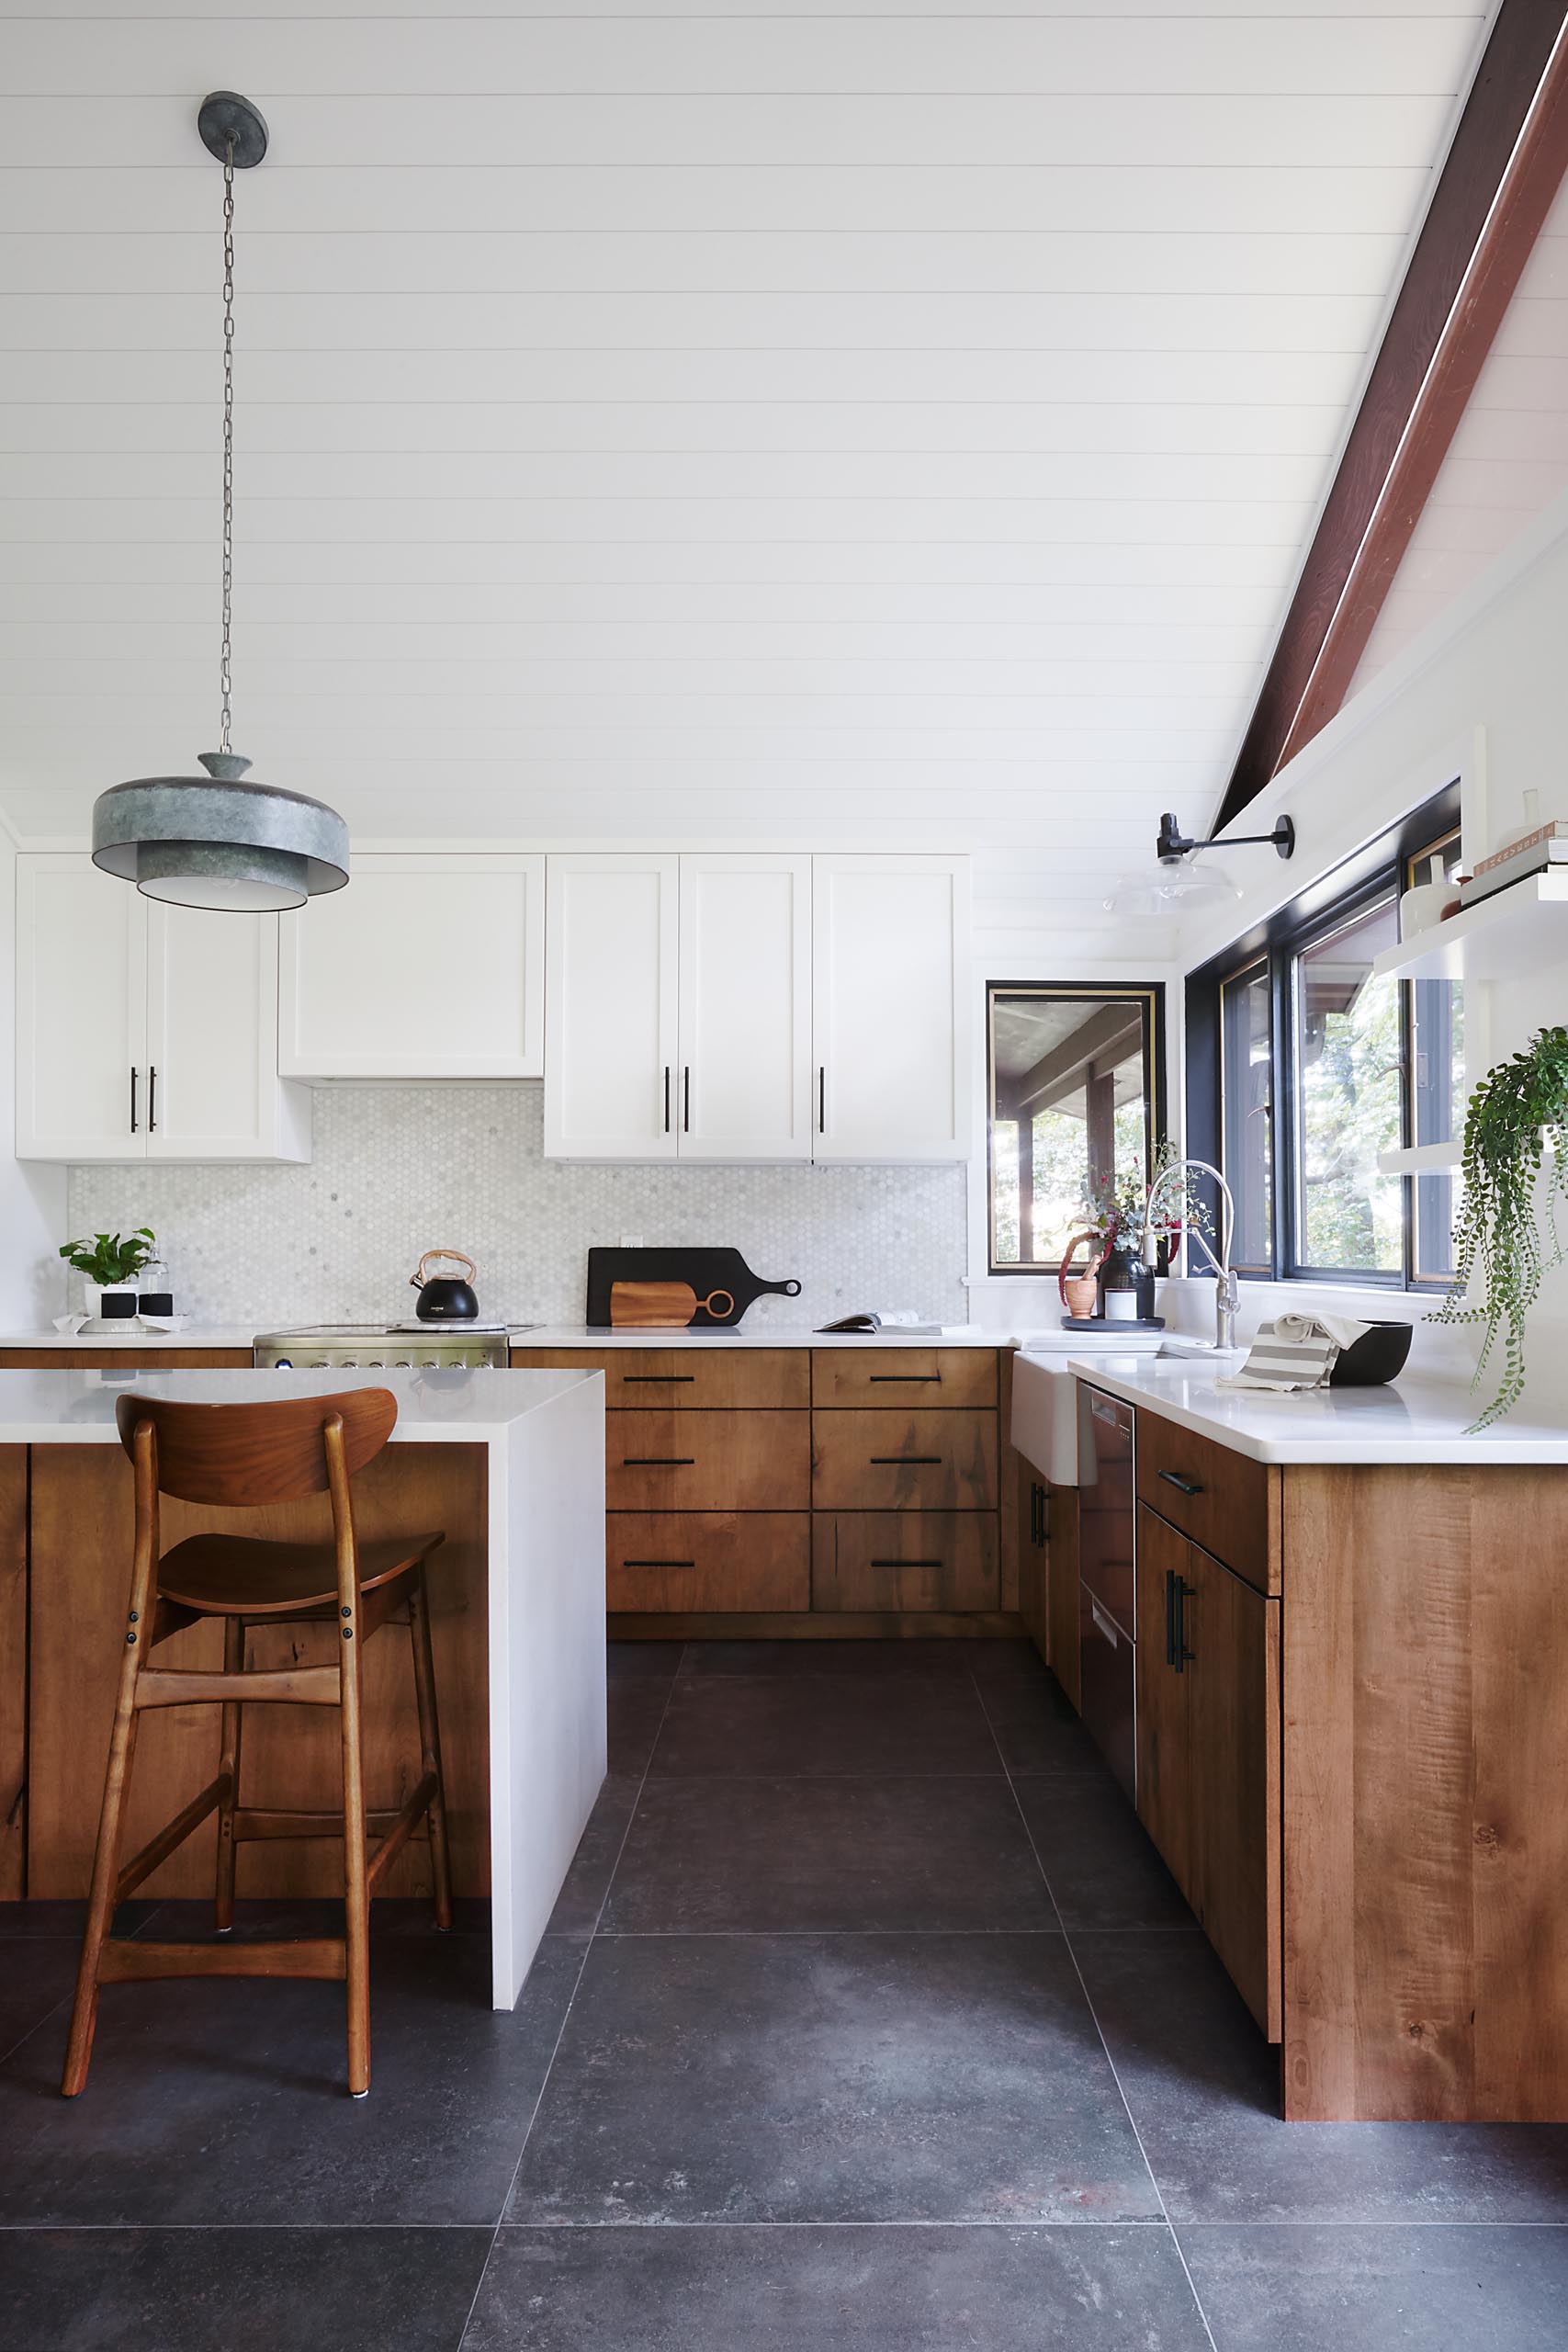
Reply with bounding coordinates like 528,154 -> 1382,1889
0,1349 -> 253,1371
606,1409 -> 810,1512
1134,1500 -> 1280,2041
812,1511 -> 998,1611
607,1513 -> 809,1612
1017,1457 -> 1048,1657
1047,1483 -> 1081,1710
0,1450 -> 25,1898
811,1408 -> 997,1511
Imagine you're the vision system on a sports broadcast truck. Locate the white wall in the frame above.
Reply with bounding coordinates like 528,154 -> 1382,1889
1171,485 -> 1568,1403
0,828 -> 66,1323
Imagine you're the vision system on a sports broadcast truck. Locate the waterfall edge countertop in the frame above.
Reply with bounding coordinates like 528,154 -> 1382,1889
1068,1351 -> 1568,1465
0,1325 -> 1010,1352
0,1365 -> 608,2012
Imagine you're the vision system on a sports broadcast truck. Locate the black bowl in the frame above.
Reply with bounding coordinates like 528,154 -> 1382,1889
1327,1319 -> 1413,1386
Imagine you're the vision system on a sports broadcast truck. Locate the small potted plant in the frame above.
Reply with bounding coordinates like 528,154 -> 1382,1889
59,1227 -> 160,1321
1432,1024 -> 1568,1429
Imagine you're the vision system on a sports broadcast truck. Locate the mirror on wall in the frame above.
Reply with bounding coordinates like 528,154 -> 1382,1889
987,984 -> 1161,1273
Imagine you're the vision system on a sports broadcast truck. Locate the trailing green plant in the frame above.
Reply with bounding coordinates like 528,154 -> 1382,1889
58,1227 -> 158,1287
1432,1025 -> 1568,1430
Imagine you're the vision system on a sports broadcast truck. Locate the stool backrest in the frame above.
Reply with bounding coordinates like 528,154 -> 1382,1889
116,1388 -> 398,1506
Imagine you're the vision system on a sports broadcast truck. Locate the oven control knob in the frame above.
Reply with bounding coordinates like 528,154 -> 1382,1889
273,1356 -> 292,1369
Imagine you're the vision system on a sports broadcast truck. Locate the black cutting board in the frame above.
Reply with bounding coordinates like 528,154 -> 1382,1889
586,1247 -> 802,1329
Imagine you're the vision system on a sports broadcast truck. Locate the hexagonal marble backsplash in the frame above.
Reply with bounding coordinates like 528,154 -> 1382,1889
67,1085 -> 969,1331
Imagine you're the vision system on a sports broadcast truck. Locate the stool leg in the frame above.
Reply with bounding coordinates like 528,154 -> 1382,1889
338,1605 -> 371,2098
62,1595 -> 149,2097
214,1618 -> 245,1932
408,1567 -> 454,1932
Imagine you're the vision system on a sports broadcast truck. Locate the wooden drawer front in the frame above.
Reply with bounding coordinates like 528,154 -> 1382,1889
1136,1412 -> 1278,1594
812,1348 -> 997,1409
811,1408 -> 997,1511
607,1409 -> 810,1511
812,1511 -> 998,1611
512,1347 -> 808,1408
0,1349 -> 254,1371
607,1514 -> 809,1612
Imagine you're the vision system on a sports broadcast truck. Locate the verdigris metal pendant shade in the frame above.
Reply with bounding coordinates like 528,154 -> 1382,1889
93,755 -> 349,912
91,93 -> 349,912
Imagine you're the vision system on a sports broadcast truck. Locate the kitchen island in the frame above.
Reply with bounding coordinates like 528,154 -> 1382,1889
0,1365 -> 606,2010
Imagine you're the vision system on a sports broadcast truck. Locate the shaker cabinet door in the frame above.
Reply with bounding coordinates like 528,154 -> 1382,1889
811,854 -> 970,1160
544,854 -> 679,1159
279,853 -> 544,1080
677,853 -> 811,1159
15,853 -> 147,1160
145,904 -> 310,1163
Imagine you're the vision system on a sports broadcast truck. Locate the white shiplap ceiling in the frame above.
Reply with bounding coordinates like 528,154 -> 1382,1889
0,3 -> 1495,944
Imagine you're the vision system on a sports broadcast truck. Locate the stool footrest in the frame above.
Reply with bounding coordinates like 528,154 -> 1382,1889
135,1664 -> 341,1709
232,1805 -> 429,1843
115,1772 -> 231,1905
97,1937 -> 347,1984
367,1773 -> 439,1897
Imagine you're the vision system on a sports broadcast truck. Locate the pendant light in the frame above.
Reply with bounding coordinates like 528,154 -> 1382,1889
92,93 -> 348,912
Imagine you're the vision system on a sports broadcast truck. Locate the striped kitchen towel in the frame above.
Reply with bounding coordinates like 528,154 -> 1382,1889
1216,1312 -> 1371,1393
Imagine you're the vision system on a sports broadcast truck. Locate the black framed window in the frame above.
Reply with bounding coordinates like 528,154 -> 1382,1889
1187,786 -> 1461,1290
987,982 -> 1164,1273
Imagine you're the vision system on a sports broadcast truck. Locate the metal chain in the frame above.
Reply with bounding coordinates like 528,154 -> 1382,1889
219,137 -> 235,753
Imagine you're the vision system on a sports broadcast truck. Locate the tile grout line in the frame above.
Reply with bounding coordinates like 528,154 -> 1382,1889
968,1659 -> 1224,2352
0,1897 -> 173,2075
453,1641 -> 689,2350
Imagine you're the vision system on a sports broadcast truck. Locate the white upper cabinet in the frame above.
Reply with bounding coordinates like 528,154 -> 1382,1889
15,853 -> 310,1163
279,853 -> 544,1080
677,853 -> 812,1160
545,853 -> 679,1159
16,854 -> 146,1162
811,854 -> 972,1162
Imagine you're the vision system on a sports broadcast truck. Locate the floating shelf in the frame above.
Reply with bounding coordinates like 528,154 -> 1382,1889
1377,1140 -> 1461,1176
1371,868 -> 1568,984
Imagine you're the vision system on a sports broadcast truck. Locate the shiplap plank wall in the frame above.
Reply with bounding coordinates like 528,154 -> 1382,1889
0,3 -> 1490,958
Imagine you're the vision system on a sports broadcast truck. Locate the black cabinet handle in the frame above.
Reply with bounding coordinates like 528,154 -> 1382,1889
622,1456 -> 695,1467
147,1064 -> 157,1134
1031,1482 -> 1043,1545
624,1374 -> 695,1385
869,1374 -> 941,1384
818,1065 -> 826,1132
1166,1568 -> 1196,1671
623,1558 -> 694,1569
663,1066 -> 671,1133
1159,1469 -> 1204,1498
871,1454 -> 942,1464
682,1066 -> 690,1132
130,1065 -> 139,1134
872,1557 -> 942,1568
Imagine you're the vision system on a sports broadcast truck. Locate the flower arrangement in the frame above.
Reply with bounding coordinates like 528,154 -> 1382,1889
1082,1141 -> 1213,1261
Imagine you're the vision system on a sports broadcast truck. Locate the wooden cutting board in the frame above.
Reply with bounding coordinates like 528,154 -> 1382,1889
587,1247 -> 802,1328
610,1280 -> 736,1329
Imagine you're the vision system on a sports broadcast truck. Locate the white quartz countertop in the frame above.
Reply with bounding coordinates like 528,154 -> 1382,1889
510,1323 -> 1001,1349
1068,1353 -> 1568,1465
0,1326 -> 261,1350
0,1365 -> 599,1444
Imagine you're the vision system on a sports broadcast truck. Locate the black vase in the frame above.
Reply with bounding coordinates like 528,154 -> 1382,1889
1096,1236 -> 1155,1323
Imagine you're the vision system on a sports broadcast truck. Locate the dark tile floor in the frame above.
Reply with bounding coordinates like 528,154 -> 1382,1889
3,1637 -> 1567,2348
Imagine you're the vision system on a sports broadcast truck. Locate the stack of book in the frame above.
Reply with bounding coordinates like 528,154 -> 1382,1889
1459,820 -> 1568,910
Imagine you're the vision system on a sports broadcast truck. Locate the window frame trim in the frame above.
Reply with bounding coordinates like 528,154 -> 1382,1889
985,978 -> 1167,1279
1185,782 -> 1461,1294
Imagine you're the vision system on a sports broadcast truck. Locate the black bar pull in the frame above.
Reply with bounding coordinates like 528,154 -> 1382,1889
818,1065 -> 826,1132
622,1456 -> 696,1467
129,1065 -> 139,1135
871,1454 -> 942,1464
1159,1468 -> 1204,1498
1169,1573 -> 1196,1672
1165,1566 -> 1179,1667
1031,1482 -> 1042,1545
623,1559 -> 695,1569
683,1066 -> 690,1132
663,1066 -> 671,1133
147,1064 -> 157,1134
869,1374 -> 941,1385
872,1558 -> 942,1568
624,1374 -> 695,1385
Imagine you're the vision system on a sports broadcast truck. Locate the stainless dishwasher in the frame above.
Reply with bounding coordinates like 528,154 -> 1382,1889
1077,1385 -> 1136,1801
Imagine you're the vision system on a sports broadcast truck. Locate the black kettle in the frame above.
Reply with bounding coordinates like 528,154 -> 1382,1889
409,1249 -> 480,1323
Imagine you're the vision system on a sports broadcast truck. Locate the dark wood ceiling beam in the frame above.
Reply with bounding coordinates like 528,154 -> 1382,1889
1215,1 -> 1568,829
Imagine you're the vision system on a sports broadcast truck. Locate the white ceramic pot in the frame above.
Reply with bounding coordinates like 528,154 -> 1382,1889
1399,880 -> 1461,939
86,1282 -> 139,1321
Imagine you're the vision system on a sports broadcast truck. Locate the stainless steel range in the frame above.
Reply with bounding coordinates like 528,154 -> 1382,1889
254,1324 -> 536,1370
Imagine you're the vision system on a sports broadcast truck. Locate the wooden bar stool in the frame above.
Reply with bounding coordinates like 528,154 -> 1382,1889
62,1386 -> 453,2101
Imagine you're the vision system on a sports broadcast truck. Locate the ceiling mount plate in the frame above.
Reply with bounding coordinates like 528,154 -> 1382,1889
197,90 -> 268,168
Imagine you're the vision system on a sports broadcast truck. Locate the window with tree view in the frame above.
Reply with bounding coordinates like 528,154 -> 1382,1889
987,985 -> 1159,1272
1293,896 -> 1404,1273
